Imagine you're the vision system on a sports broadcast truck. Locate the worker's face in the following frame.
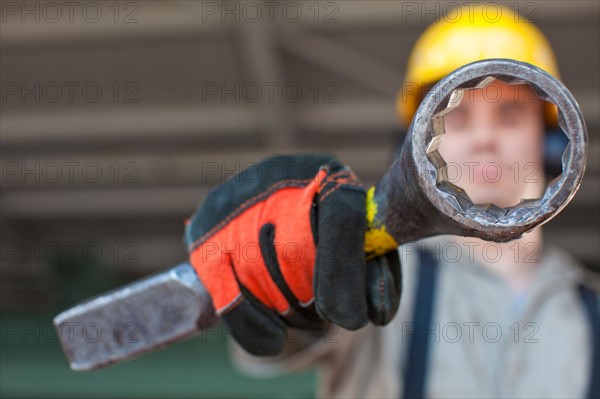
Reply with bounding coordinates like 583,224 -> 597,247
437,80 -> 546,208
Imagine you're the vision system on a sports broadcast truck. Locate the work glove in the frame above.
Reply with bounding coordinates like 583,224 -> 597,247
185,154 -> 401,356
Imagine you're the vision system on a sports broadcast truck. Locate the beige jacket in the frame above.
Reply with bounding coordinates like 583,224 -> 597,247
231,237 -> 598,398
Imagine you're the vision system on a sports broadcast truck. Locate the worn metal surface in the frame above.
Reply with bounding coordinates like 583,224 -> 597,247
54,58 -> 587,371
371,58 -> 588,244
53,263 -> 216,371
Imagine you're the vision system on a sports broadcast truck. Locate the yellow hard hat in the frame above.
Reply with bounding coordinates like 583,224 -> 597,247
397,4 -> 560,127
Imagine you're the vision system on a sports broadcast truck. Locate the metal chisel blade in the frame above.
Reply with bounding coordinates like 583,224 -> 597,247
53,263 -> 216,371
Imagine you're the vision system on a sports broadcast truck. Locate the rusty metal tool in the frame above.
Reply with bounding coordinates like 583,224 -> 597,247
54,59 -> 588,371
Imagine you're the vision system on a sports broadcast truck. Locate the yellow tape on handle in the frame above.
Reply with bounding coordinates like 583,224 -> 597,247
364,186 -> 398,260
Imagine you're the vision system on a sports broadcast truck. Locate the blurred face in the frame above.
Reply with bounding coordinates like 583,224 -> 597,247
437,80 -> 546,208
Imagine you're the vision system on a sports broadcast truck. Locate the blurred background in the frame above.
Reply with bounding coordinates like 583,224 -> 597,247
1,1 -> 598,397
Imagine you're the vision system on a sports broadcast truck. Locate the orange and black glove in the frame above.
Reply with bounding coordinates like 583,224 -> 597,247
185,154 -> 401,356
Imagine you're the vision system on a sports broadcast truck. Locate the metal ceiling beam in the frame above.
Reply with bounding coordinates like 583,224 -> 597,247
0,100 -> 398,147
2,1 -> 597,48
280,31 -> 401,97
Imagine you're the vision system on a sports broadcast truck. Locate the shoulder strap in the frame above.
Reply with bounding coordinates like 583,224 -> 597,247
577,284 -> 600,399
403,249 -> 440,399
403,254 -> 599,399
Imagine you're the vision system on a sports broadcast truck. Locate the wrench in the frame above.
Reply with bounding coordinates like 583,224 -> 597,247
54,59 -> 588,371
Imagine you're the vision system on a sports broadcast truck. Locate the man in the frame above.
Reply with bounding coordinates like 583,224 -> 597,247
185,5 -> 598,398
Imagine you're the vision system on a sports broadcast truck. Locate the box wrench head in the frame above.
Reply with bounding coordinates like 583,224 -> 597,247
366,58 -> 587,256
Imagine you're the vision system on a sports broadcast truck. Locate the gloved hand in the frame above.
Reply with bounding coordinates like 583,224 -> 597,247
185,154 -> 401,356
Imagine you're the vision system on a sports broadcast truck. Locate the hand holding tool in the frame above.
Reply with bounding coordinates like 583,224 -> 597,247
54,59 -> 588,371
